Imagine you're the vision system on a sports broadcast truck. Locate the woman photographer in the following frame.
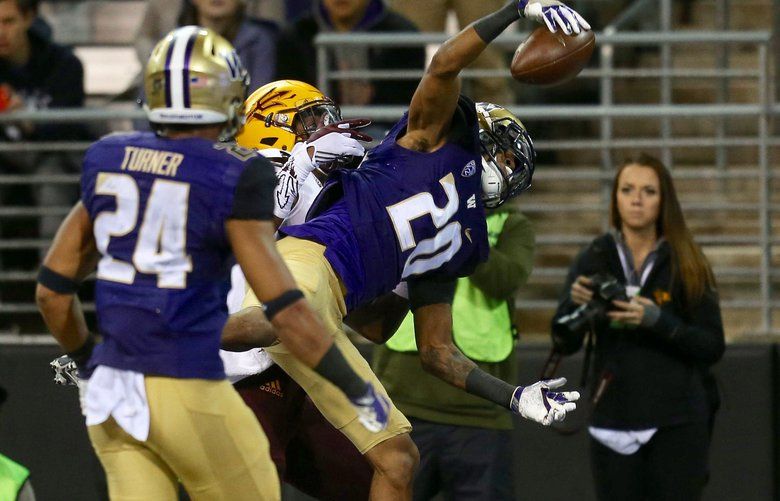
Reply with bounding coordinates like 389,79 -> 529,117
551,153 -> 725,501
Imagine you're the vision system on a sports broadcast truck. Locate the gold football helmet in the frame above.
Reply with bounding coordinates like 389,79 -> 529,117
144,26 -> 249,140
476,102 -> 536,208
236,80 -> 341,151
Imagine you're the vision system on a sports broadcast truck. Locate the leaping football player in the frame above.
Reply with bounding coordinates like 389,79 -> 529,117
227,1 -> 589,499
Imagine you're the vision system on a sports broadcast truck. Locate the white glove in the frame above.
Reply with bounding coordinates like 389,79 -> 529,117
302,123 -> 368,170
272,142 -> 318,219
349,382 -> 391,433
274,120 -> 371,219
510,377 -> 580,426
50,355 -> 89,416
518,0 -> 591,35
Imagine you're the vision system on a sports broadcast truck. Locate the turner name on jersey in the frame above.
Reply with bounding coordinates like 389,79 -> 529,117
80,131 -> 275,379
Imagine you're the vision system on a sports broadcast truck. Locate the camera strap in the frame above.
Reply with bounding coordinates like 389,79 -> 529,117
580,318 -> 595,388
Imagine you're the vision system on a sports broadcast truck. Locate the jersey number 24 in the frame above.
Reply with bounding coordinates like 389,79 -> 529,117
93,173 -> 193,288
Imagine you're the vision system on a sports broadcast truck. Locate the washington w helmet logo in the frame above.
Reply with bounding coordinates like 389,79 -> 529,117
224,50 -> 244,80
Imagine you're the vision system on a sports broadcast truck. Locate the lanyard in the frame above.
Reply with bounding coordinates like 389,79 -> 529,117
614,236 -> 660,289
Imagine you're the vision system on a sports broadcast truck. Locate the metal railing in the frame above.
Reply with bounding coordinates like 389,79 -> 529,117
313,29 -> 779,335
0,27 -> 777,340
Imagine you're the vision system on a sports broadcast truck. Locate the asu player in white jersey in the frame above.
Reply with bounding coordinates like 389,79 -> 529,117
222,80 -> 380,500
36,27 -> 389,501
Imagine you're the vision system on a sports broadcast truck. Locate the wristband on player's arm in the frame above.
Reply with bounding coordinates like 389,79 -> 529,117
37,265 -> 81,294
67,333 -> 96,375
314,344 -> 367,400
473,1 -> 521,43
465,367 -> 516,409
262,289 -> 305,321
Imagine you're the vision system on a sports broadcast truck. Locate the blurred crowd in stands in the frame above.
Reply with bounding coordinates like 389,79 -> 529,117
0,0 -> 618,330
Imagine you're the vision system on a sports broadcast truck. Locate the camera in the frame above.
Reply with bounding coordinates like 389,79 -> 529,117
555,273 -> 628,333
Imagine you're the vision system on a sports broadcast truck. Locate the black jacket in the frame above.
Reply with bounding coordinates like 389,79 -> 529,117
0,27 -> 85,141
551,233 -> 725,429
275,0 -> 424,106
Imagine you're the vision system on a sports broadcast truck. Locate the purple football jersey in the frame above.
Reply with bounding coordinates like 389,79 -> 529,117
80,132 -> 268,379
283,96 -> 489,310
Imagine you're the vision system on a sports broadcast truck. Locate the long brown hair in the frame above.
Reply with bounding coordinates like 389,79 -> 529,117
609,153 -> 716,305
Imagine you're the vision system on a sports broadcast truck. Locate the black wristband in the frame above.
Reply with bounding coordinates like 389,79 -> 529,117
465,367 -> 516,409
473,1 -> 521,44
408,278 -> 457,311
37,265 -> 81,294
313,344 -> 367,400
66,334 -> 96,373
262,289 -> 305,321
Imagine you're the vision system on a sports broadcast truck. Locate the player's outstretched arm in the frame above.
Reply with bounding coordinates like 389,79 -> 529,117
413,302 -> 476,387
404,1 -> 522,150
403,0 -> 588,152
410,280 -> 579,426
36,202 -> 99,368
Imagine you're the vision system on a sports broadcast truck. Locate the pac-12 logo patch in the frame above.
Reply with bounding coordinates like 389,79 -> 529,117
461,160 -> 477,178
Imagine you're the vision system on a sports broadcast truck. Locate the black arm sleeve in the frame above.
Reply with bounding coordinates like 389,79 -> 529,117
473,1 -> 521,43
465,367 -> 515,409
408,277 -> 457,311
230,156 -> 277,220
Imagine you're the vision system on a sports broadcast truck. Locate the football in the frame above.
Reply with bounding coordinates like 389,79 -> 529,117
511,27 -> 596,85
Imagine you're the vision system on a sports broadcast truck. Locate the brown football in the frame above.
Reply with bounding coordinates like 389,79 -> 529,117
511,27 -> 595,85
